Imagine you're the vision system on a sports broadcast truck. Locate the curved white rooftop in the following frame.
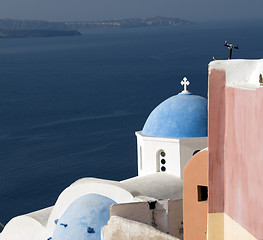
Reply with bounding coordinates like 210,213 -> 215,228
121,173 -> 183,200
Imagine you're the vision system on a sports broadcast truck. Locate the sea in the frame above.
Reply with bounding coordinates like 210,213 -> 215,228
0,20 -> 263,225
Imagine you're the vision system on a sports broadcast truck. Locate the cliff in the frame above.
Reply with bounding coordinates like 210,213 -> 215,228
0,19 -> 80,38
0,29 -> 81,38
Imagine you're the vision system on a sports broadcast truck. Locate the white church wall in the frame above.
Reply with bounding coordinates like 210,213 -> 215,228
136,132 -> 181,177
136,132 -> 208,179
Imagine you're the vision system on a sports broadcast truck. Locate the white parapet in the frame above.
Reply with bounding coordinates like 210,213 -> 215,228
109,199 -> 183,239
103,216 -> 180,240
209,59 -> 263,89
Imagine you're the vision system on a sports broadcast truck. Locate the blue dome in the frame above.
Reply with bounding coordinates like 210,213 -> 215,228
142,93 -> 208,138
52,194 -> 116,240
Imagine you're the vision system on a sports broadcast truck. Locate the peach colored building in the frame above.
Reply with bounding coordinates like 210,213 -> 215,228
183,149 -> 208,240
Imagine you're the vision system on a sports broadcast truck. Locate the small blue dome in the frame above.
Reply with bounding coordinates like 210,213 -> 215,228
52,194 -> 116,240
142,93 -> 207,138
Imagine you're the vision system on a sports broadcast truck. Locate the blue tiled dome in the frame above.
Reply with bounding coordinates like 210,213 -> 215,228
52,194 -> 116,240
142,93 -> 208,138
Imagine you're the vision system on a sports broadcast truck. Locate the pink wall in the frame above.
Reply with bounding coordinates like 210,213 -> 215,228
208,69 -> 225,213
209,68 -> 263,239
224,86 -> 263,239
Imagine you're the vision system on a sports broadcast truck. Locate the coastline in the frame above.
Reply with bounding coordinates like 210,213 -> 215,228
0,29 -> 81,38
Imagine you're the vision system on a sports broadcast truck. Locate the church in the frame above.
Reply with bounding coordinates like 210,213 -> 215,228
1,59 -> 263,240
0,74 -> 208,240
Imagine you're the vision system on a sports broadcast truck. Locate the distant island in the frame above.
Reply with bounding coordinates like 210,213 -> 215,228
0,29 -> 81,38
65,16 -> 193,30
0,17 -> 193,38
0,19 -> 81,38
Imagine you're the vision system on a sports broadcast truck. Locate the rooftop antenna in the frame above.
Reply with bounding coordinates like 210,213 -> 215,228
224,41 -> 239,59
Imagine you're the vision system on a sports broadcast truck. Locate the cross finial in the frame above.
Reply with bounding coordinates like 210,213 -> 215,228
180,77 -> 190,94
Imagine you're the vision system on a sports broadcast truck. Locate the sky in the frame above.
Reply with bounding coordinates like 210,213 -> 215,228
0,0 -> 263,22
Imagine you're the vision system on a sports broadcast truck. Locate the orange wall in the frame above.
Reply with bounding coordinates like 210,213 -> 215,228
183,149 -> 208,240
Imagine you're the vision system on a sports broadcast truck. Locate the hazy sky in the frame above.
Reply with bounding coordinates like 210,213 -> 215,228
1,0 -> 263,22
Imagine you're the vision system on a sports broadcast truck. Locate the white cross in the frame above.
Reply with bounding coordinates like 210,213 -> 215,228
180,77 -> 190,94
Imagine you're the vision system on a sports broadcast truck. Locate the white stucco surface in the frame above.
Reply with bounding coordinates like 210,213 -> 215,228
121,173 -> 183,200
209,59 -> 263,89
0,215 -> 49,240
109,199 -> 183,239
0,207 -> 53,240
110,201 -> 169,234
103,216 -> 180,240
27,206 -> 53,226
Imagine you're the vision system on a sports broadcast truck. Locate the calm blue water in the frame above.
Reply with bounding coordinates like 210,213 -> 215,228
0,21 -> 263,224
